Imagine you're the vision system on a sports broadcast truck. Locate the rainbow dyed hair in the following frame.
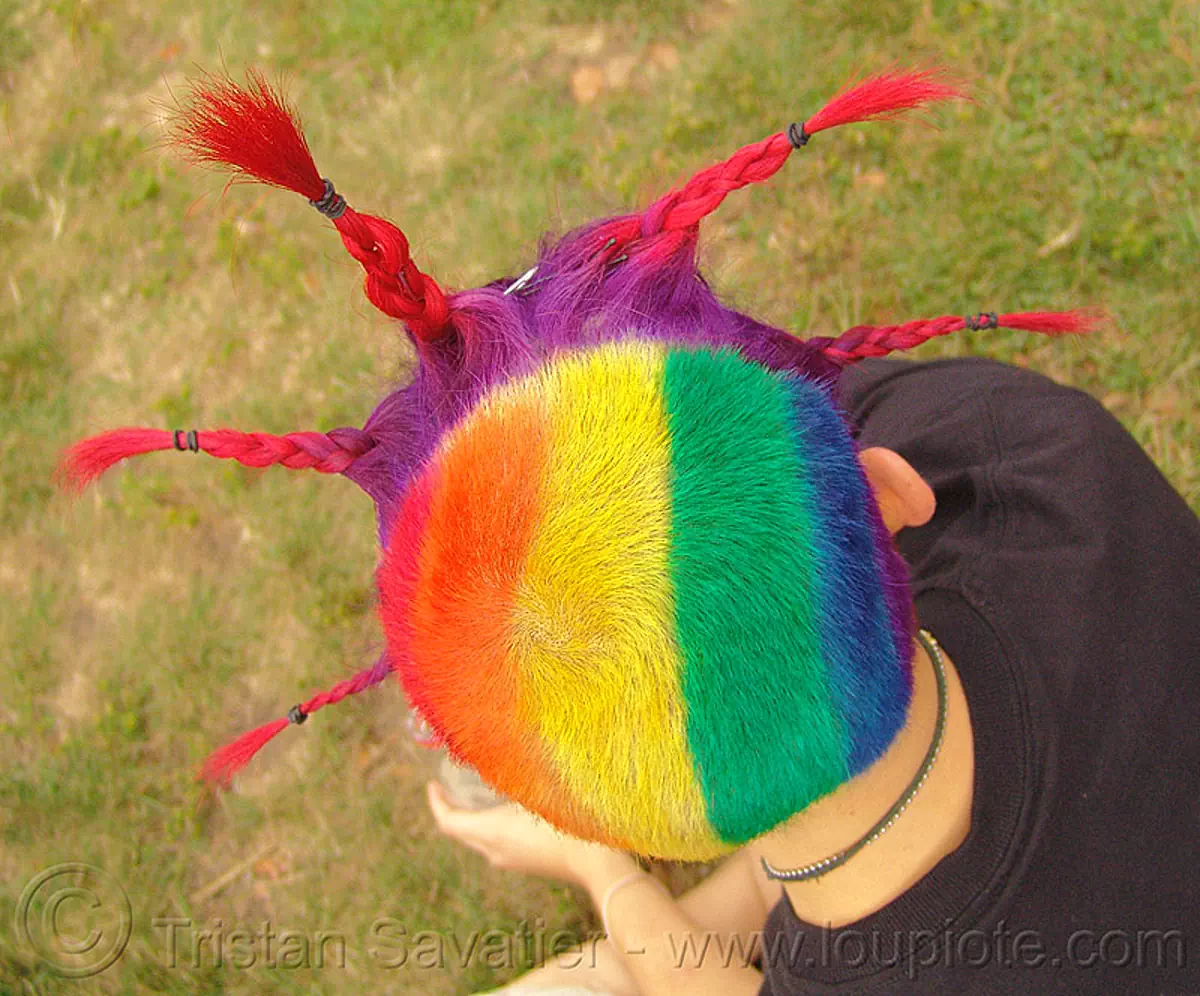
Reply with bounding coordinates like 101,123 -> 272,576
61,68 -> 1099,859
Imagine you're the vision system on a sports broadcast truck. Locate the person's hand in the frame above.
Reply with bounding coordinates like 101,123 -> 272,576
427,781 -> 635,886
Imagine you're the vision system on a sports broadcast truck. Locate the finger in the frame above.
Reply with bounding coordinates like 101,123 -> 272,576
427,780 -> 460,827
427,783 -> 508,865
427,781 -> 489,837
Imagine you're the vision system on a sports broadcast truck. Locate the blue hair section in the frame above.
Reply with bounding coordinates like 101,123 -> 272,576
785,377 -> 912,775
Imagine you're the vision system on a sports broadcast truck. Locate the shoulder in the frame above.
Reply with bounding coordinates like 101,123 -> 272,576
838,356 -> 1115,450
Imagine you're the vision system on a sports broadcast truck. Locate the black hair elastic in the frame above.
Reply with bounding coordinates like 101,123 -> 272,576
965,312 -> 1000,331
309,178 -> 348,220
787,121 -> 811,149
173,429 -> 200,452
287,705 -> 308,726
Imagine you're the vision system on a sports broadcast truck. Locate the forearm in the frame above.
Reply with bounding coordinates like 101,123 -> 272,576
676,847 -> 772,943
529,849 -> 770,995
580,852 -> 763,996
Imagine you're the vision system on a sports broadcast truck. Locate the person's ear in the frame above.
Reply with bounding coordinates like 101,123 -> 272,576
858,447 -> 935,535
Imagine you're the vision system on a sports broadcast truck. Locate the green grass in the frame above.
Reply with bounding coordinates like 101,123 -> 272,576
1,0 -> 1196,992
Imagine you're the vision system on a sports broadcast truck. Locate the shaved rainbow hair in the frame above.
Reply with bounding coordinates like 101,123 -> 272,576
381,341 -> 910,858
60,68 -> 1099,859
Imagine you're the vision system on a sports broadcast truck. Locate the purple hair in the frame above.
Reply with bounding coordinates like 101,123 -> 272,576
348,215 -> 846,546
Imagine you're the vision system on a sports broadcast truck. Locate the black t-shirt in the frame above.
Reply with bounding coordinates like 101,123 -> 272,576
758,358 -> 1200,995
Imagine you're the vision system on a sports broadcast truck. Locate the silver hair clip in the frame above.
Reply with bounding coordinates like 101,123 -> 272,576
591,236 -> 618,261
503,266 -> 540,296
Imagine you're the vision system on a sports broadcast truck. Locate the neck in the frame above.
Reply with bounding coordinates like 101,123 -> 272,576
752,634 -> 975,928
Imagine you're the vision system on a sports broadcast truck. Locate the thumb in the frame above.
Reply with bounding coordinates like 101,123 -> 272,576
427,780 -> 489,835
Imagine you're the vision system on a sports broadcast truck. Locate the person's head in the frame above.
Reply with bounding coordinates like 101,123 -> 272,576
61,68 -> 1094,860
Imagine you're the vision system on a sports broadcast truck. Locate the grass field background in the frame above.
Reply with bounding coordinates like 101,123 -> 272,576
1,0 -> 1197,992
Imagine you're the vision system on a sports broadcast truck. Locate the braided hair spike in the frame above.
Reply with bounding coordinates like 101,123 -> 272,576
56,426 -> 375,493
639,68 -> 968,241
169,69 -> 450,341
819,309 -> 1108,364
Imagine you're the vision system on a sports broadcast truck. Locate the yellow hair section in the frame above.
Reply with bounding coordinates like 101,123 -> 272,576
512,341 -> 725,859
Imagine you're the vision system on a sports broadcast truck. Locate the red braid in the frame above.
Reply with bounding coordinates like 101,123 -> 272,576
170,70 -> 449,341
202,654 -> 393,786
639,68 -> 967,240
57,426 -> 373,492
332,211 -> 450,338
819,309 -> 1107,363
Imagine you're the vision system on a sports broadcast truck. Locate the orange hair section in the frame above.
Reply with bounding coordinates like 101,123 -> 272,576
395,393 -> 612,842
